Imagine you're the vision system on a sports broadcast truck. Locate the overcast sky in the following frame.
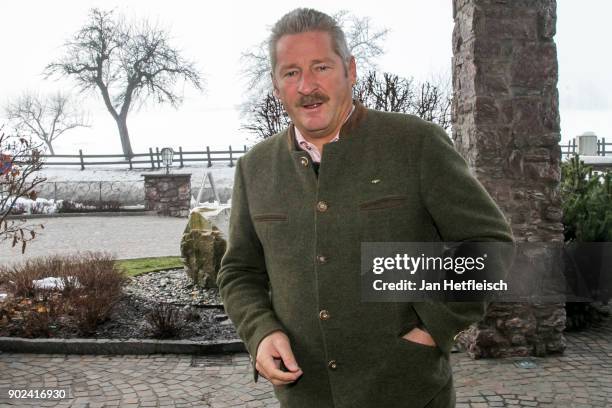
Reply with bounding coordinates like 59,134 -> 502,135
0,0 -> 610,155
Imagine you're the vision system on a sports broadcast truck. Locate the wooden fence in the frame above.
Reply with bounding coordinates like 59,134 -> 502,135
36,146 -> 249,170
561,137 -> 611,158
17,138 -> 611,169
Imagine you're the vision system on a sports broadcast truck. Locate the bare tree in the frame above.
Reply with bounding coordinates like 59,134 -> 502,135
355,71 -> 452,131
353,72 -> 414,114
246,71 -> 452,140
0,127 -> 45,254
4,91 -> 89,155
333,10 -> 388,75
45,8 -> 203,158
242,93 -> 290,141
412,80 -> 452,131
239,10 -> 389,117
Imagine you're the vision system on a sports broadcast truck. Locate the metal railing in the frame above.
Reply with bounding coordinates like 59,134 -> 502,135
36,181 -> 145,206
561,137 -> 611,158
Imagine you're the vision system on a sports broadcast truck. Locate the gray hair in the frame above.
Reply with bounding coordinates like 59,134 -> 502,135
269,8 -> 351,73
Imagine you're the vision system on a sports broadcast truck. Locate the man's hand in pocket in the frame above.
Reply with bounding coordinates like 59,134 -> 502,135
401,327 -> 437,346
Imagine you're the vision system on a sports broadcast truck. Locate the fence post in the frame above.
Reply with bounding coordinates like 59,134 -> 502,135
229,145 -> 234,167
179,146 -> 184,168
54,182 -> 57,202
206,146 -> 212,168
99,181 -> 102,207
244,145 -> 247,153
149,148 -> 155,169
79,149 -> 85,170
129,156 -> 133,170
155,147 -> 161,168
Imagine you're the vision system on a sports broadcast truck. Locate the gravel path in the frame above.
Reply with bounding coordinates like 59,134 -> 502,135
0,215 -> 187,266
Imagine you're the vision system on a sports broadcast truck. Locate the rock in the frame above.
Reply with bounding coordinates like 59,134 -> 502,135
124,269 -> 223,307
204,207 -> 230,238
214,314 -> 228,322
180,208 -> 229,289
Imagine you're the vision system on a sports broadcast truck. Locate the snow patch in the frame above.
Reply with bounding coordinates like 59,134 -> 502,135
32,276 -> 81,290
1,197 -> 60,215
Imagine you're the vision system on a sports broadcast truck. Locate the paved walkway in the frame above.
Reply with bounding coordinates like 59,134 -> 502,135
1,317 -> 611,407
0,216 -> 186,265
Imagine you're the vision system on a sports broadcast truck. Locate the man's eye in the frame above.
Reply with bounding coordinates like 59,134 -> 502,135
316,65 -> 329,72
284,71 -> 298,78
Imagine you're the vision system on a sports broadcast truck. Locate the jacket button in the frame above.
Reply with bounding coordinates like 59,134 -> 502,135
300,157 -> 309,167
316,255 -> 328,264
316,201 -> 328,212
328,360 -> 338,370
319,310 -> 330,320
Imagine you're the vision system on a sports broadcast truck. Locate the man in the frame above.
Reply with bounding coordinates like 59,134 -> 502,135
217,8 -> 513,408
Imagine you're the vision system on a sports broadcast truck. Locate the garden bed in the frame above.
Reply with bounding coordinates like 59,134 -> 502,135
0,255 -> 238,342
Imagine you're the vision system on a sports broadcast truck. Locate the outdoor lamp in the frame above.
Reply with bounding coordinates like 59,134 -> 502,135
161,147 -> 174,174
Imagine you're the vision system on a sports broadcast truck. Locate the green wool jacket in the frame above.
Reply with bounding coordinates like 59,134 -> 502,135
217,102 -> 513,408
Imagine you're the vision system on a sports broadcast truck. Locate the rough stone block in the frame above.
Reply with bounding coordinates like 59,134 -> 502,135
474,96 -> 500,124
510,43 -> 558,92
180,210 -> 228,289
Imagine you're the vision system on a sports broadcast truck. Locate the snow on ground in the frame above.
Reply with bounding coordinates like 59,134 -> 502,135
39,163 -> 237,188
2,197 -> 60,215
31,163 -> 238,205
0,163 -> 235,214
32,276 -> 81,290
0,164 -> 237,215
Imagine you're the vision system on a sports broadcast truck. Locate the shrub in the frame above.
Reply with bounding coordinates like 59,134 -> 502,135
561,156 -> 612,330
146,303 -> 184,339
64,253 -> 126,335
0,253 -> 126,337
0,258 -> 51,297
58,200 -> 122,213
561,155 -> 612,242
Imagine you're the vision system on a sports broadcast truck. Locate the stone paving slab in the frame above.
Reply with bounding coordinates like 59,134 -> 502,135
0,317 -> 611,407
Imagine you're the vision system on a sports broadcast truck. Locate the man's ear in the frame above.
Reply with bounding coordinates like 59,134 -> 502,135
348,56 -> 357,86
271,72 -> 280,98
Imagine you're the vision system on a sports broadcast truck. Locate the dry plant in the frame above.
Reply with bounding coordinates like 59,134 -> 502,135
146,303 -> 185,339
0,127 -> 46,253
0,253 -> 126,337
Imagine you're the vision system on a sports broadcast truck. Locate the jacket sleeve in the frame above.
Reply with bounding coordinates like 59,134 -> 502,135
217,157 -> 287,381
412,122 -> 514,354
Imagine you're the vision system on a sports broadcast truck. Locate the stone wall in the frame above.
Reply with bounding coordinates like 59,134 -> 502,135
452,0 -> 566,357
143,174 -> 191,217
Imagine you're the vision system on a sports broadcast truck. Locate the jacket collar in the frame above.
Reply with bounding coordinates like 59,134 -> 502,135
286,99 -> 368,152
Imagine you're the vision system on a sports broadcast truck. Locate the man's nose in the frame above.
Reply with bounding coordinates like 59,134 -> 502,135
298,69 -> 318,94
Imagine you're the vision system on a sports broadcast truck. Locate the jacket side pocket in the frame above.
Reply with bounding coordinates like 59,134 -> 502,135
252,213 -> 288,222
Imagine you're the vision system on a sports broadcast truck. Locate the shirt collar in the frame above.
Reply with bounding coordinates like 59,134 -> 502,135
294,104 -> 355,163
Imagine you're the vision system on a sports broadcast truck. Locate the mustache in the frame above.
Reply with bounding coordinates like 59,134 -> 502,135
296,92 -> 330,107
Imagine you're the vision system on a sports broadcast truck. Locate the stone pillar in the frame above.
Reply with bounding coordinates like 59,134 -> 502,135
452,0 -> 566,357
143,174 -> 191,217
